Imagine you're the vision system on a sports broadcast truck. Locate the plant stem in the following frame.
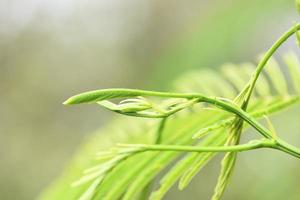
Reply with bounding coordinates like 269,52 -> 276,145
119,138 -> 300,159
155,118 -> 167,144
136,90 -> 273,139
275,138 -> 300,159
118,139 -> 276,153
243,23 -> 300,104
64,87 -> 300,145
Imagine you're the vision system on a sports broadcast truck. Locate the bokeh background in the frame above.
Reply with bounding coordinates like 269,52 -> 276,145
1,0 -> 300,199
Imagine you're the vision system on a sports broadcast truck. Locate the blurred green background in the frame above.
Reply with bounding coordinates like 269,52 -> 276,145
1,0 -> 300,199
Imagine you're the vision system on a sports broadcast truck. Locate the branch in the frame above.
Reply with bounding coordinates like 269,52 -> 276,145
117,139 -> 276,154
241,23 -> 300,104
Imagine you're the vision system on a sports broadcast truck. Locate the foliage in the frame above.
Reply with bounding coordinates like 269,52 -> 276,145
39,9 -> 300,200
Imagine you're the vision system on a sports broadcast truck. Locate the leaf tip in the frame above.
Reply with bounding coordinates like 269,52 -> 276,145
63,92 -> 92,105
63,99 -> 71,105
63,96 -> 78,105
178,178 -> 188,191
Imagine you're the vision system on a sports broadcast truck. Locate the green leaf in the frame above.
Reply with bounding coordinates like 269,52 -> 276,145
211,113 -> 243,200
212,152 -> 237,200
63,88 -> 146,105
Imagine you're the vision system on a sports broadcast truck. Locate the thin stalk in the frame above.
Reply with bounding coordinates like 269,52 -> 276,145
242,23 -> 300,104
155,118 -> 167,144
119,139 -> 300,159
125,90 -> 274,138
66,88 -> 300,159
65,88 -> 274,138
236,23 -> 300,159
118,139 -> 276,153
275,138 -> 300,159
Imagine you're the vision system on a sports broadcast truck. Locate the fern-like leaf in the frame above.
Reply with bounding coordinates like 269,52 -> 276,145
39,53 -> 300,200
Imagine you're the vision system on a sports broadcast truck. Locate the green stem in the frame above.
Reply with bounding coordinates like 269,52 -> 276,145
235,23 -> 300,159
155,118 -> 167,144
137,90 -> 273,139
65,88 -> 274,138
66,88 -> 300,159
243,23 -> 300,103
275,138 -> 300,159
119,139 -> 276,153
120,139 -> 300,159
